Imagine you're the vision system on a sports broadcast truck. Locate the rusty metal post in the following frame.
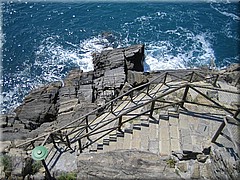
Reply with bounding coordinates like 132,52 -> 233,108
111,101 -> 113,112
31,141 -> 35,148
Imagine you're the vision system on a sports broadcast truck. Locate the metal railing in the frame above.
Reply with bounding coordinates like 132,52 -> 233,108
15,70 -> 239,155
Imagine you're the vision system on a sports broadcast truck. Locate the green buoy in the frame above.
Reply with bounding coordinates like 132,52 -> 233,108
32,146 -> 48,161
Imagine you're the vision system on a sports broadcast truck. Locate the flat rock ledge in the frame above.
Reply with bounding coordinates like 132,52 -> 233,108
77,150 -> 179,180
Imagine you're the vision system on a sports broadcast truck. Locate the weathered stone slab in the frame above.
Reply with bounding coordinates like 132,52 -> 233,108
77,150 -> 179,179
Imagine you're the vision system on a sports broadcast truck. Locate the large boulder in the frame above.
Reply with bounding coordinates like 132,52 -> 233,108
14,82 -> 61,127
93,44 -> 145,102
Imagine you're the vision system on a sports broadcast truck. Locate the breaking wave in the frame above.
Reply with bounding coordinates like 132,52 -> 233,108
1,34 -> 114,113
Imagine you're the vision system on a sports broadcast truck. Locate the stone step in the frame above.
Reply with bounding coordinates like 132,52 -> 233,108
159,119 -> 171,156
149,138 -> 159,154
85,83 -> 176,153
131,128 -> 141,149
86,112 -> 117,152
107,131 -> 118,152
178,104 -> 227,154
123,131 -> 132,149
113,100 -> 131,114
180,128 -> 193,153
133,83 -> 164,102
140,123 -> 149,151
169,115 -> 181,153
116,131 -> 124,150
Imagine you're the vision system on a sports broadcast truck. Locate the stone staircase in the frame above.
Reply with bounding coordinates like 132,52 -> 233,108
65,79 -> 230,157
81,104 -> 225,157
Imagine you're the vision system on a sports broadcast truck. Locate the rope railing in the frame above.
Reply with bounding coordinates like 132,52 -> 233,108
15,69 -> 239,153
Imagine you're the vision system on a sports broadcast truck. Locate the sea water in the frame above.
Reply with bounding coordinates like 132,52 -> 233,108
1,0 -> 239,113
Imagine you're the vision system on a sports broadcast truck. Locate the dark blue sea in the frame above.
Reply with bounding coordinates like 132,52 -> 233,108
1,1 -> 239,114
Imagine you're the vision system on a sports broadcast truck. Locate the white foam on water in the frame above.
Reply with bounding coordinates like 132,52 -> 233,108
34,34 -> 114,83
1,34 -> 114,113
210,3 -> 240,21
145,30 -> 215,71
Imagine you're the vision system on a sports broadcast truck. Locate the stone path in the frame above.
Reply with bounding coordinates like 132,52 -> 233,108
42,77 -> 239,180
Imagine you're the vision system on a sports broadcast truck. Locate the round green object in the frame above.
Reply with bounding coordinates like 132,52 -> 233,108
32,146 -> 48,161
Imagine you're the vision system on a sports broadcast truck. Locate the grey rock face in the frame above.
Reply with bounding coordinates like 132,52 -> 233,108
93,44 -> 144,103
14,82 -> 61,126
1,44 -> 145,141
77,150 -> 180,180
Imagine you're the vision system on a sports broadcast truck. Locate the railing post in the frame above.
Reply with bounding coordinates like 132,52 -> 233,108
163,72 -> 168,84
234,109 -> 240,119
213,74 -> 219,87
130,91 -> 133,102
189,72 -> 194,82
65,135 -> 73,150
78,139 -> 83,153
111,101 -> 113,112
118,115 -> 123,132
149,100 -> 156,118
211,121 -> 225,143
146,84 -> 150,94
85,116 -> 91,141
50,134 -> 58,150
180,85 -> 189,108
31,141 -> 35,148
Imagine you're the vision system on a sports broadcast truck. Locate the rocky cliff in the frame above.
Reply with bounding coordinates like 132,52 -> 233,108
1,44 -> 146,141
